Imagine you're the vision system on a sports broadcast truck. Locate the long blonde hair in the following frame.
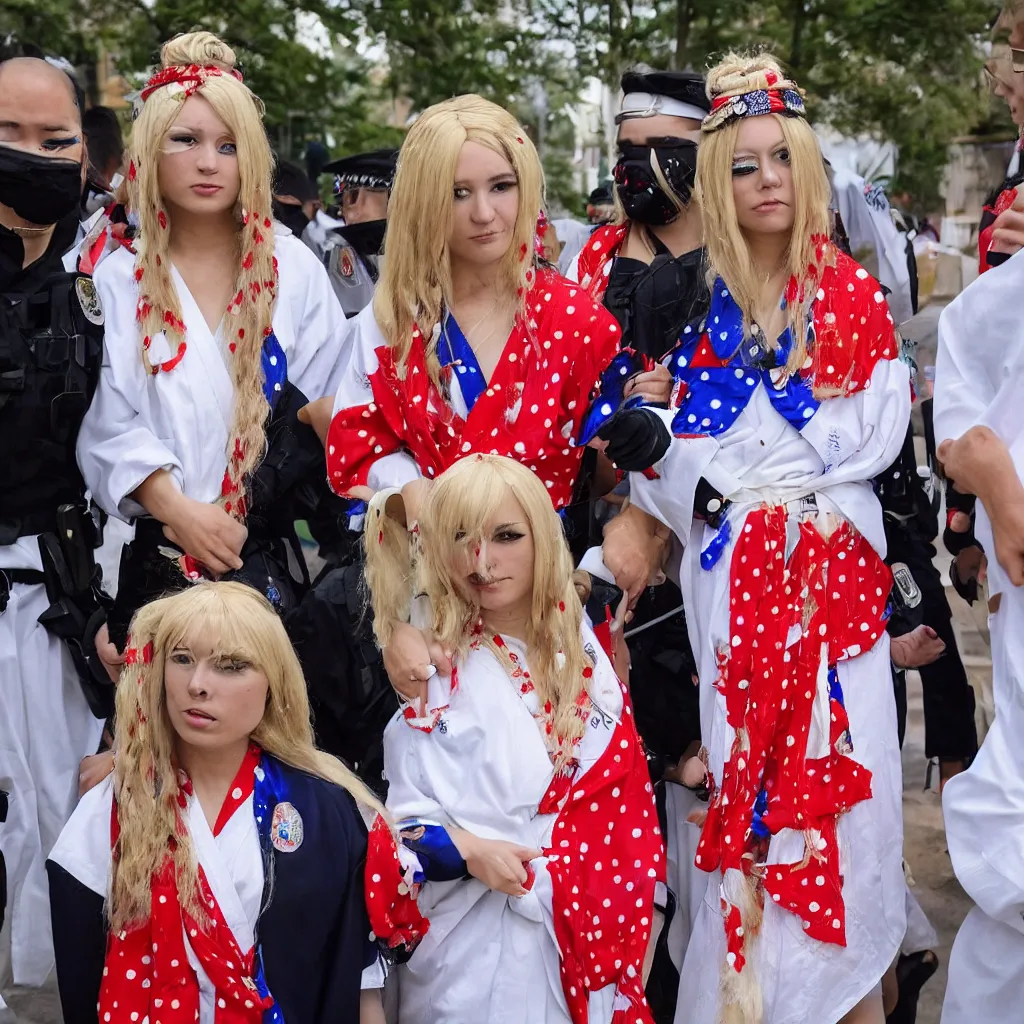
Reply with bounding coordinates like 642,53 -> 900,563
373,95 -> 544,380
695,53 -> 833,375
364,456 -> 590,764
124,31 -> 276,517
109,582 -> 383,932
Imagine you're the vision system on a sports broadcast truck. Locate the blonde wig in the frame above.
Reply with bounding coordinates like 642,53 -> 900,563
695,52 -> 833,377
109,581 -> 383,932
125,31 -> 277,517
373,94 -> 544,381
364,455 -> 591,764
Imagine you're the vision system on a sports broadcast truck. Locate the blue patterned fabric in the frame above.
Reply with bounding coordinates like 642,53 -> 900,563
700,518 -> 732,571
751,786 -> 770,839
827,664 -> 854,749
578,349 -> 649,445
396,819 -> 468,882
668,279 -> 820,437
437,313 -> 486,413
262,331 -> 287,410
252,754 -> 289,1023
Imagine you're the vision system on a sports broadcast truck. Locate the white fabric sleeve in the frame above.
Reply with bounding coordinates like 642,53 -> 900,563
47,776 -> 114,898
382,720 -> 448,823
330,302 -> 422,491
77,255 -> 185,521
360,959 -> 387,990
565,248 -> 582,284
367,452 -> 421,492
934,288 -> 991,447
277,235 -> 350,401
798,356 -> 911,485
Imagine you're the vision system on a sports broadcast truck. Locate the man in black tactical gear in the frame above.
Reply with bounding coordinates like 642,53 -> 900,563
0,57 -> 110,991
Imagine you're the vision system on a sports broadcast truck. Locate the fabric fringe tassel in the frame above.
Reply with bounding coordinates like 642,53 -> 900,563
718,866 -> 765,1024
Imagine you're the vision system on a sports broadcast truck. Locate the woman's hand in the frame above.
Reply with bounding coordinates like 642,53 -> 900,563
133,470 -> 247,575
624,363 -> 673,406
162,498 -> 248,576
449,828 -> 541,898
297,396 -> 334,447
79,750 -> 115,796
382,620 -> 453,706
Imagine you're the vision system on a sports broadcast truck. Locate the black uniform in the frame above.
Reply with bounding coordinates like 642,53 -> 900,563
879,422 -> 978,761
0,212 -> 108,946
598,68 -> 712,1024
0,212 -> 110,713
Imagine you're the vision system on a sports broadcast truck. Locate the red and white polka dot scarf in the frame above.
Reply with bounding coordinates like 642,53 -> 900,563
100,745 -> 273,1024
695,507 -> 890,977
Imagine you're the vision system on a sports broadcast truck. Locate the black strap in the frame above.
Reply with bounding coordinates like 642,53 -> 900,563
1,568 -> 46,586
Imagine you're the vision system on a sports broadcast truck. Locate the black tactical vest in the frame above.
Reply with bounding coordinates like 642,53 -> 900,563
0,269 -> 103,544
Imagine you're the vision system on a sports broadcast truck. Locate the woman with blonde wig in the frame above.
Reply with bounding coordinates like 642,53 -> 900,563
76,31 -> 347,651
600,53 -> 911,1024
363,454 -> 662,1023
299,93 -> 624,732
325,94 -> 618,518
45,582 -> 427,1024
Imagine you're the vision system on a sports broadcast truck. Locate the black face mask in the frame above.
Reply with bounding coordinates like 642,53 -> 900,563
0,145 -> 82,226
342,217 -> 387,258
272,200 -> 311,239
613,139 -> 698,226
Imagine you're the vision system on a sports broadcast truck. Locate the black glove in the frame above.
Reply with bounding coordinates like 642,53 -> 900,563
598,406 -> 672,472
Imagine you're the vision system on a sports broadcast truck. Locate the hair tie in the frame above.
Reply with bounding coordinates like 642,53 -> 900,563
702,87 -> 805,133
140,63 -> 243,102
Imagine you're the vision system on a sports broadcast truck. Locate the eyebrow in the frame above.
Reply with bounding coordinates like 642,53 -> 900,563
494,521 -> 525,530
0,119 -> 76,132
453,172 -> 518,187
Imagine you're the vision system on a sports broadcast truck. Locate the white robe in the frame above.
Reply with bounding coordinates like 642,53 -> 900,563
0,538 -> 103,985
49,773 -> 383,1020
630,356 -> 910,1024
831,169 -> 915,327
934,249 -> 1024,1024
50,776 -> 264,1022
77,232 -> 348,521
384,626 -> 625,1024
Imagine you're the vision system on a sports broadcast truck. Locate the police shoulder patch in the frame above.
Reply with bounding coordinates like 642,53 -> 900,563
339,245 -> 356,279
75,276 -> 104,326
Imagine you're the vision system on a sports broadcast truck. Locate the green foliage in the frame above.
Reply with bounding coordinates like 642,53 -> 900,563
3,0 -> 1006,207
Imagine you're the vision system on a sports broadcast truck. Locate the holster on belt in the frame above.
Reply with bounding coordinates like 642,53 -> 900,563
35,503 -> 114,720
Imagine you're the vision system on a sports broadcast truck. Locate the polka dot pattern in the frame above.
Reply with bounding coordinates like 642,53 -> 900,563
695,506 -> 891,979
666,252 -> 898,441
100,748 -> 275,1024
547,679 -> 664,1024
326,268 -> 621,509
259,331 -> 287,409
574,223 -> 629,304
364,815 -> 430,958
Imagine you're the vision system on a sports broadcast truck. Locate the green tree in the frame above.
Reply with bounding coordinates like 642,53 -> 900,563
536,0 -> 1001,209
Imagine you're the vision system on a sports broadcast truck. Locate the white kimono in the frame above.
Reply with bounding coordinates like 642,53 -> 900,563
385,625 -> 646,1024
631,354 -> 910,1024
77,231 -> 348,521
934,249 -> 1024,1024
50,776 -> 265,1021
0,534 -> 103,985
49,764 -> 383,1023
